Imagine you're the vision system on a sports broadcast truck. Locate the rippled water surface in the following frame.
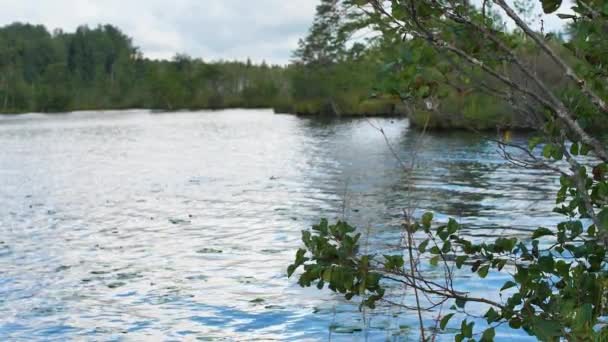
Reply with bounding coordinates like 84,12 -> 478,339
0,109 -> 561,341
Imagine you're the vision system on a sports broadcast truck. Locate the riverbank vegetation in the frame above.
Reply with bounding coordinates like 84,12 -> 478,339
0,23 -> 288,113
0,21 -> 401,118
285,0 -> 608,132
289,0 -> 608,340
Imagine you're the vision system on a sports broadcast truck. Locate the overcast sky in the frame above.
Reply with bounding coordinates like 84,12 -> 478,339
0,0 -> 317,64
0,1 -> 570,65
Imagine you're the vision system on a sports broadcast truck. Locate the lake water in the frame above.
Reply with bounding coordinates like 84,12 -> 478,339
0,109 -> 561,341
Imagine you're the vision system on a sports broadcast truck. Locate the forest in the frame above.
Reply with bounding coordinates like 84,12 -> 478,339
0,20 -> 391,117
0,23 -> 288,113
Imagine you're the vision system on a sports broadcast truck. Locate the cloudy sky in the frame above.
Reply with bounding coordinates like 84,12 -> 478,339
0,0 -> 317,64
0,1 -> 570,65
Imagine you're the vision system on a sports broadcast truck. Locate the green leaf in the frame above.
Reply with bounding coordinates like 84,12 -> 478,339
440,313 -> 455,330
288,248 -> 308,277
384,255 -> 404,270
313,219 -> 329,233
532,227 -> 554,239
418,239 -> 430,253
485,307 -> 500,323
495,259 -> 507,271
447,218 -> 459,235
542,144 -> 553,158
575,303 -> 593,331
430,255 -> 440,266
495,237 -> 517,252
478,265 -> 490,278
442,241 -> 452,253
421,212 -> 434,228
555,260 -> 570,276
302,230 -> 312,244
552,146 -> 564,160
322,268 -> 332,282
531,318 -> 562,340
528,136 -> 543,150
480,327 -> 496,342
456,255 -> 468,269
455,297 -> 467,308
462,320 -> 474,338
540,0 -> 563,13
509,318 -> 522,329
287,264 -> 297,277
598,208 -> 608,231
570,142 -> 579,155
588,225 -> 597,237
417,85 -> 430,98
500,281 -> 517,292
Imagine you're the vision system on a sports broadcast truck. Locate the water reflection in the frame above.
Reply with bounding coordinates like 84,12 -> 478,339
0,109 -> 560,340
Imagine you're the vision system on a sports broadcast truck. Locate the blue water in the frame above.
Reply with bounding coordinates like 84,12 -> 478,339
0,109 -> 561,340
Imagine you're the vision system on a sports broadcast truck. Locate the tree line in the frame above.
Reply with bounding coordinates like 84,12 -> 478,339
0,20 -> 392,118
0,23 -> 288,113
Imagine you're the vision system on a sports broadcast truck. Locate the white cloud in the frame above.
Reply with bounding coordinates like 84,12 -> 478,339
0,0 -> 317,64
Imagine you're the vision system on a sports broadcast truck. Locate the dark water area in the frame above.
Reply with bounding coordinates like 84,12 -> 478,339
0,109 -> 561,340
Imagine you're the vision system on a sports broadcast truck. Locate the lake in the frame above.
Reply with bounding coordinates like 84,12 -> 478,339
0,109 -> 561,340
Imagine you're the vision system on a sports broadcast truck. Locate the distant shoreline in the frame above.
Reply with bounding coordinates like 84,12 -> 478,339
0,106 -> 405,118
0,108 -> 539,134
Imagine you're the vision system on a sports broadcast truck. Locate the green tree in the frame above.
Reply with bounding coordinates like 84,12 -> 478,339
290,0 -> 608,340
292,0 -> 348,65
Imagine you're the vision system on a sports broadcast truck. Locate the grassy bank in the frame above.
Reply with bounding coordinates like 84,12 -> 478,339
273,97 -> 409,117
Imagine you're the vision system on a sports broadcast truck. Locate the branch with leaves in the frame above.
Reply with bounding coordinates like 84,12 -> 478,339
289,0 -> 608,340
